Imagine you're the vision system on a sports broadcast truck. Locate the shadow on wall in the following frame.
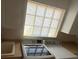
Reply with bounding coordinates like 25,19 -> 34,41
57,32 -> 78,43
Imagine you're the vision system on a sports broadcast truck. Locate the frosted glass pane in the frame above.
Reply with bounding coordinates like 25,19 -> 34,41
33,27 -> 41,36
51,19 -> 59,28
36,5 -> 46,16
41,27 -> 49,37
53,8 -> 62,19
24,26 -> 33,36
48,28 -> 56,37
25,15 -> 35,25
35,16 -> 43,26
45,7 -> 54,17
24,2 -> 65,37
26,2 -> 36,15
43,18 -> 51,27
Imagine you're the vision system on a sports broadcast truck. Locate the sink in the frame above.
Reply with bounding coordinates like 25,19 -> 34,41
1,42 -> 15,56
22,44 -> 55,59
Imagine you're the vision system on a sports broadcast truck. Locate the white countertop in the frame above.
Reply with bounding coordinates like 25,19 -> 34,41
45,44 -> 77,59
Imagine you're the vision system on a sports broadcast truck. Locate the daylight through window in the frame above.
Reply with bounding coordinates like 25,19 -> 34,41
23,1 -> 65,37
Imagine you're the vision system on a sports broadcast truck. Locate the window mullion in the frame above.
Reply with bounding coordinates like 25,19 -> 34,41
32,5 -> 38,35
47,7 -> 56,37
40,7 -> 47,36
27,13 -> 47,17
55,10 -> 64,36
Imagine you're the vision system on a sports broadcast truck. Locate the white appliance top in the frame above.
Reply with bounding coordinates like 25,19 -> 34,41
46,45 -> 77,59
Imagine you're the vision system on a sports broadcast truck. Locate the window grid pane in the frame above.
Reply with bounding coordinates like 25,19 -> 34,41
32,26 -> 41,36
34,16 -> 43,27
51,19 -> 59,28
43,18 -> 51,27
41,27 -> 49,37
26,2 -> 37,15
36,5 -> 46,16
25,15 -> 35,26
24,26 -> 33,36
53,8 -> 62,19
48,28 -> 57,37
45,7 -> 54,18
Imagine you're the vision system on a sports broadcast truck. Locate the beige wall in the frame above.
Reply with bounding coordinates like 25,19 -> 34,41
33,0 -> 70,9
61,0 -> 78,34
1,0 -> 26,40
58,0 -> 78,42
70,14 -> 78,36
58,16 -> 78,42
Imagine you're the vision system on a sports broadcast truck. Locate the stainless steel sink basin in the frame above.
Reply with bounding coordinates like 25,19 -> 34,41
1,42 -> 15,56
22,44 -> 55,59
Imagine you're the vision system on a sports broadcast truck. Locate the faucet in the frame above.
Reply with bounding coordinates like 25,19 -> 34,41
36,40 -> 45,44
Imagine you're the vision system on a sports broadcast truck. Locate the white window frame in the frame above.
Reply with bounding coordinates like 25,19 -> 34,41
23,0 -> 65,38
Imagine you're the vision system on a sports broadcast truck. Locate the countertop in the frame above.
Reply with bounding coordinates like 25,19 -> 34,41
2,40 -> 77,59
1,41 -> 22,59
45,44 -> 77,59
61,42 -> 78,54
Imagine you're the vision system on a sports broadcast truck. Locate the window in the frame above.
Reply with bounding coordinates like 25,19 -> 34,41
23,1 -> 65,38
